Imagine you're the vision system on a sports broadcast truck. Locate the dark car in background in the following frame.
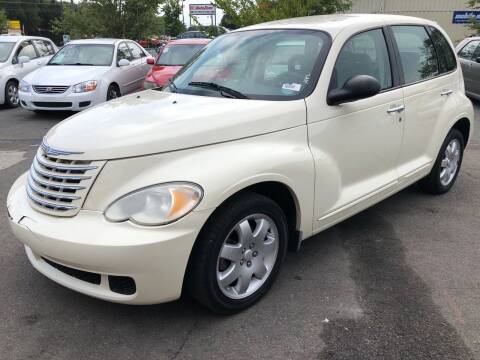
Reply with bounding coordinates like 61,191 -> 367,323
457,37 -> 480,101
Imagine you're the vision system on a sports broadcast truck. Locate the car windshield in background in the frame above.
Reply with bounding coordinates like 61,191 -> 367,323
167,30 -> 330,100
157,44 -> 206,66
49,44 -> 114,66
0,42 -> 15,62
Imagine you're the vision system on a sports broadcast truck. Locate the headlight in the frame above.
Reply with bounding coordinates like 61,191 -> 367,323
105,182 -> 203,226
143,80 -> 158,90
19,80 -> 30,92
73,80 -> 98,93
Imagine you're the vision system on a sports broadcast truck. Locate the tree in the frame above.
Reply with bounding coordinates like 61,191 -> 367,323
163,0 -> 185,37
214,0 -> 351,28
51,0 -> 164,40
0,8 -> 7,33
468,0 -> 480,34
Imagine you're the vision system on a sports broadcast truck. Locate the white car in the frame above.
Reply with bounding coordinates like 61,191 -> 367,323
0,35 -> 57,108
19,39 -> 154,112
7,15 -> 474,314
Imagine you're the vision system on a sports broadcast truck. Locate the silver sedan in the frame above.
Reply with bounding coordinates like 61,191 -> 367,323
457,36 -> 480,100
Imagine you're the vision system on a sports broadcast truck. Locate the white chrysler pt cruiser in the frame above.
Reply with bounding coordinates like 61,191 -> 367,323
7,15 -> 474,313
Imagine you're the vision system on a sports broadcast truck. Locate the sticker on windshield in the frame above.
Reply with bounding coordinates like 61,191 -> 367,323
282,83 -> 302,92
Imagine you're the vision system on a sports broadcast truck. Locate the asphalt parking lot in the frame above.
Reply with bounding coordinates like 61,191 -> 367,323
1,103 -> 479,360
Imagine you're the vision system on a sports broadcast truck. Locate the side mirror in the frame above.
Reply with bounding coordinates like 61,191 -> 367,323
18,56 -> 30,64
327,75 -> 381,106
476,57 -> 480,64
118,59 -> 130,67
146,57 -> 155,65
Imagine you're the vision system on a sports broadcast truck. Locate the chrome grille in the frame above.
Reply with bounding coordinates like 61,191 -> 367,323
33,85 -> 69,94
26,147 -> 105,216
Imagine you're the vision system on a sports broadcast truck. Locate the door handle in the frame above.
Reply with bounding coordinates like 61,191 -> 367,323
441,89 -> 453,96
387,104 -> 405,113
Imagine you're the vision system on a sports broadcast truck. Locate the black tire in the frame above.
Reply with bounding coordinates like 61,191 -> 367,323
106,84 -> 120,101
418,128 -> 465,194
186,192 -> 288,314
4,80 -> 19,108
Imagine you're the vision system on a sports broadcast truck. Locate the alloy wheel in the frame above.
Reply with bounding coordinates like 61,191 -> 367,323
216,214 -> 279,300
440,138 -> 461,187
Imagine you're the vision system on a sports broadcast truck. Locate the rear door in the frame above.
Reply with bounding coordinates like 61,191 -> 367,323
31,39 -> 55,67
457,39 -> 480,95
390,25 -> 459,181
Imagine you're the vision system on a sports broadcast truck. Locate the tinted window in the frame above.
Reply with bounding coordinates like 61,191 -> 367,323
117,42 -> 132,62
332,29 -> 392,90
17,41 -> 37,60
428,27 -> 456,73
458,40 -> 480,60
157,44 -> 206,66
32,39 -> 50,57
392,26 -> 438,84
49,44 -> 114,66
127,42 -> 145,59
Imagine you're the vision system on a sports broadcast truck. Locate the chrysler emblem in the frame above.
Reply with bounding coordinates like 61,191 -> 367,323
41,140 -> 84,156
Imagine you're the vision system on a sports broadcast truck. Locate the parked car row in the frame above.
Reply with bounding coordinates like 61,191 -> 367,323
1,35 -> 210,113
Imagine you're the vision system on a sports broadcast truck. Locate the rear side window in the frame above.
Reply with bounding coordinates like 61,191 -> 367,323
391,26 -> 438,84
32,39 -> 50,57
331,28 -> 392,90
458,40 -> 480,60
428,27 -> 456,73
43,41 -> 56,55
127,42 -> 145,59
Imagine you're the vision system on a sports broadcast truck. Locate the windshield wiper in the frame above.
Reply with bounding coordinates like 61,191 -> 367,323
188,81 -> 248,99
66,63 -> 95,66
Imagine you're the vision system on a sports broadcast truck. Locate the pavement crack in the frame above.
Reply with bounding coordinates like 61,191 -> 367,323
169,320 -> 199,360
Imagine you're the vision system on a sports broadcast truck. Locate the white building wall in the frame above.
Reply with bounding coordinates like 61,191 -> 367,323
347,0 -> 475,43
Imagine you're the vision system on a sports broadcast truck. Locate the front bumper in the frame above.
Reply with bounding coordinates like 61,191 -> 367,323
19,88 -> 102,111
7,173 -> 211,304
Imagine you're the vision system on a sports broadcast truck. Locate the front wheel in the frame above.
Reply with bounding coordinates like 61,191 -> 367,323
419,128 -> 465,194
106,84 -> 120,101
5,80 -> 19,108
187,192 -> 288,314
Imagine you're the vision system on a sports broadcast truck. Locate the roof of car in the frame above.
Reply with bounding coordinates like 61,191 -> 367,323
167,38 -> 211,45
0,34 -> 51,43
69,38 -> 128,45
240,14 -> 437,38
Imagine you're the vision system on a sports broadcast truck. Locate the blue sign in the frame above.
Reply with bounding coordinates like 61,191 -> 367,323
452,11 -> 480,24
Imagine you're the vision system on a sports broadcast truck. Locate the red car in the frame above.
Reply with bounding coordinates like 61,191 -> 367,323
143,38 -> 210,89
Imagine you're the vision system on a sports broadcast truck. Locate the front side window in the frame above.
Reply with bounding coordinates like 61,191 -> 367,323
428,27 -> 456,73
127,42 -> 145,59
0,42 -> 15,62
391,26 -> 438,84
49,44 -> 114,66
458,40 -> 480,60
16,41 -> 38,61
168,30 -> 330,100
157,44 -> 206,66
117,42 -> 132,62
331,28 -> 392,91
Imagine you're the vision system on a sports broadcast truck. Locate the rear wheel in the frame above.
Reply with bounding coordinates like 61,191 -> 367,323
419,128 -> 464,194
5,80 -> 19,108
187,192 -> 288,314
106,84 -> 120,101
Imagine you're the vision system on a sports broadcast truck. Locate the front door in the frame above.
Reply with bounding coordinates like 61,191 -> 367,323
306,28 -> 404,232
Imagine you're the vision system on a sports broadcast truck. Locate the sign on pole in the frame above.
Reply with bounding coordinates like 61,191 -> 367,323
189,4 -> 216,16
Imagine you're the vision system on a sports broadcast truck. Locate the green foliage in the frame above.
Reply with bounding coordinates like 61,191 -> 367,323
214,0 -> 352,28
51,0 -> 164,40
0,8 -> 7,33
468,0 -> 480,33
163,0 -> 186,37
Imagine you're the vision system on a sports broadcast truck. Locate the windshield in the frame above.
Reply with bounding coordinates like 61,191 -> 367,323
166,30 -> 330,100
0,42 -> 15,62
49,44 -> 114,66
157,44 -> 206,66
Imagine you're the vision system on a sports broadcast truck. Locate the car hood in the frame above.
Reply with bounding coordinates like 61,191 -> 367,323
44,90 -> 306,160
148,65 -> 182,86
23,65 -> 110,85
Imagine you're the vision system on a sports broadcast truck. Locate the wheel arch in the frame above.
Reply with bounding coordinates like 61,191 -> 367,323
451,117 -> 471,147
